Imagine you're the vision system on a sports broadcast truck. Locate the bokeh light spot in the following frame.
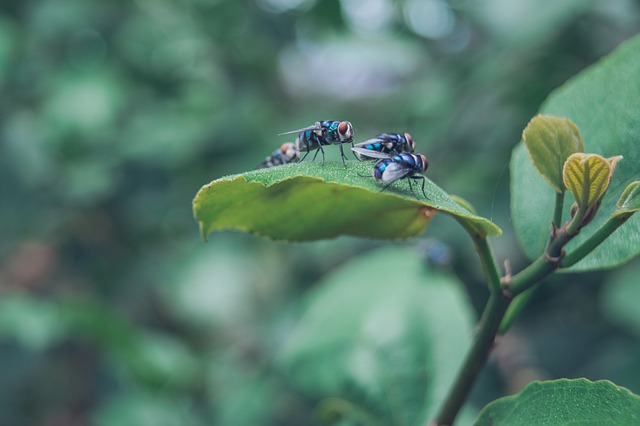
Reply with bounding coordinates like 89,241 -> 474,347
404,0 -> 455,39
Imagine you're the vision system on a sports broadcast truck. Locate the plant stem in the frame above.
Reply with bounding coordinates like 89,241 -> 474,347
435,227 -> 568,424
565,207 -> 586,235
496,192 -> 564,335
474,235 -> 502,294
434,252 -> 556,425
561,214 -> 630,268
552,191 -> 564,228
433,233 -> 503,425
507,256 -> 556,295
435,203 -> 628,424
498,286 -> 536,334
434,292 -> 511,426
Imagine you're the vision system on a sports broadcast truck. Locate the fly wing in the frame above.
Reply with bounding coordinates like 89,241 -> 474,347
352,137 -> 384,149
351,147 -> 391,159
278,122 -> 321,136
380,162 -> 413,183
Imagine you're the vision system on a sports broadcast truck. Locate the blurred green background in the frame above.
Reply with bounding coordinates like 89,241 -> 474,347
1,0 -> 639,425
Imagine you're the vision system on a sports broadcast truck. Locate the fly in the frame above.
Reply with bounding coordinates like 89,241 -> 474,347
351,133 -> 415,160
280,120 -> 354,165
371,153 -> 429,198
258,142 -> 300,169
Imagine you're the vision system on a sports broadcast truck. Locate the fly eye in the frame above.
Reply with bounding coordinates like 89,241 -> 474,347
338,121 -> 351,135
405,133 -> 415,151
421,154 -> 429,169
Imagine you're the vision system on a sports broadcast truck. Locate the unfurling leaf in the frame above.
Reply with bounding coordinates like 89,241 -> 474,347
607,155 -> 624,180
613,181 -> 640,218
562,153 -> 612,210
511,34 -> 640,271
522,115 -> 585,193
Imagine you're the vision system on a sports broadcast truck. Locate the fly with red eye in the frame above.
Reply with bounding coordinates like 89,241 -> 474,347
366,153 -> 430,199
257,142 -> 300,169
279,120 -> 354,165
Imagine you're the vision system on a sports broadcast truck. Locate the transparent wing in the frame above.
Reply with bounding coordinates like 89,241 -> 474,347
380,162 -> 413,183
351,147 -> 391,159
278,123 -> 321,136
352,137 -> 384,149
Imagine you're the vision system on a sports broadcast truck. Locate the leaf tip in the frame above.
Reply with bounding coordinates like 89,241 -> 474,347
198,220 -> 208,242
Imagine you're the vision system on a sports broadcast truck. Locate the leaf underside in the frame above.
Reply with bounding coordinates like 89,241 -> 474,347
194,161 -> 500,242
522,115 -> 585,193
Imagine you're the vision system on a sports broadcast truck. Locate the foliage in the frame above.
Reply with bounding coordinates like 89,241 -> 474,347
511,35 -> 640,271
278,246 -> 475,425
193,33 -> 640,425
2,1 -> 640,426
475,379 -> 640,426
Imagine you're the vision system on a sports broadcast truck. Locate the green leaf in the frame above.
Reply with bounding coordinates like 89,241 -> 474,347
522,115 -> 584,193
614,181 -> 640,218
511,35 -> 640,271
193,161 -> 500,242
475,378 -> 640,426
562,153 -> 611,210
278,246 -> 475,425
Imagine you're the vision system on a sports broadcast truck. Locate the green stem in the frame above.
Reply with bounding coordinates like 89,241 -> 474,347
499,286 -> 536,334
566,207 -> 586,235
434,292 -> 511,426
475,235 -> 502,294
435,249 -> 558,425
499,192 -> 565,333
552,191 -> 564,228
435,201 -> 611,424
507,256 -> 555,296
561,214 -> 630,268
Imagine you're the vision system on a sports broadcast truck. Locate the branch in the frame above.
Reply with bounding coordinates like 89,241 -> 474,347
434,292 -> 512,426
561,214 -> 630,268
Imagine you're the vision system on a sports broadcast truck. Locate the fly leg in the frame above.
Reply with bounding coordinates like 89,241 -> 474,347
409,175 -> 428,200
379,181 -> 395,193
312,144 -> 326,164
338,143 -> 348,167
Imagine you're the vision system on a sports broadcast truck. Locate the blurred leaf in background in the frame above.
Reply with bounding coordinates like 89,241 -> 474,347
1,0 -> 639,425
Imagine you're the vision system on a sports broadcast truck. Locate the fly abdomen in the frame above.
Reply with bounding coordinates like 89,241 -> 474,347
258,142 -> 300,169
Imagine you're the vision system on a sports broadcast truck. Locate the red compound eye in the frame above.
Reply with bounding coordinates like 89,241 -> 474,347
405,133 -> 415,151
420,154 -> 429,170
338,121 -> 350,135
